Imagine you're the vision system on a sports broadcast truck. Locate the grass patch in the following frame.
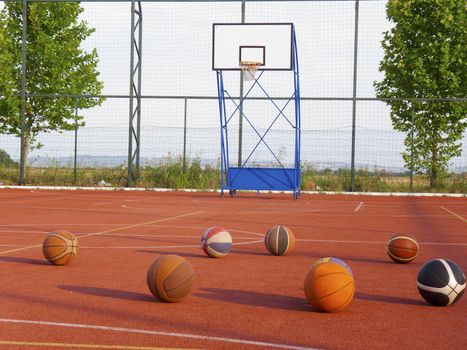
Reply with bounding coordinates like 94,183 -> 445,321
301,166 -> 466,194
0,160 -> 465,193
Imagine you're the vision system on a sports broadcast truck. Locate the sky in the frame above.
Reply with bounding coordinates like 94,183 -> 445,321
0,0 -> 465,172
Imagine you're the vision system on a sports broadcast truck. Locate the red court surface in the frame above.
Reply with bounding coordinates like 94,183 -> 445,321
0,188 -> 466,350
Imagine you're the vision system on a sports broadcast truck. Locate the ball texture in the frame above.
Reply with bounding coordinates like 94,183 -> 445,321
304,261 -> 355,312
264,225 -> 295,256
200,227 -> 232,258
387,234 -> 419,263
42,230 -> 79,266
417,259 -> 465,306
312,257 -> 353,276
147,255 -> 195,302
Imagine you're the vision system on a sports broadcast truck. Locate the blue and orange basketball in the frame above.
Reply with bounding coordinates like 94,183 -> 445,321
304,261 -> 355,312
264,225 -> 295,256
312,257 -> 353,276
200,227 -> 232,258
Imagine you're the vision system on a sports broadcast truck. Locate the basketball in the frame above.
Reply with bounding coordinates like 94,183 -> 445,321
200,226 -> 232,258
42,230 -> 79,266
304,261 -> 355,312
417,259 -> 465,306
312,257 -> 353,276
387,234 -> 419,263
264,225 -> 295,256
146,255 -> 195,303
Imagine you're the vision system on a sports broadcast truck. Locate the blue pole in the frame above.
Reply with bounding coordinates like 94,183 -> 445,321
216,72 -> 225,196
292,26 -> 301,198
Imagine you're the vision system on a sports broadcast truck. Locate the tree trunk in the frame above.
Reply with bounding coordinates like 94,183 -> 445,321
430,145 -> 438,188
22,131 -> 30,181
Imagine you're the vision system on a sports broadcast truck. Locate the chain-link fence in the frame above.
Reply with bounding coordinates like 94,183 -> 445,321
0,0 -> 466,191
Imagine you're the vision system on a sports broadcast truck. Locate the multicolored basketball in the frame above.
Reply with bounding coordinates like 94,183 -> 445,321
264,225 -> 295,256
417,259 -> 465,306
387,234 -> 419,263
146,255 -> 195,303
304,261 -> 355,312
200,226 -> 232,258
312,257 -> 353,276
42,230 -> 79,266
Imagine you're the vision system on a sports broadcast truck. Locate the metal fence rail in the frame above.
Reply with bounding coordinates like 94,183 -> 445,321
1,96 -> 465,177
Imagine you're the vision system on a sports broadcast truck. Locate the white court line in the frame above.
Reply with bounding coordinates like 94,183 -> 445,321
93,233 -> 259,240
94,198 -> 156,207
82,244 -> 201,250
354,201 -> 364,212
440,206 -> 467,224
2,184 -> 466,197
72,238 -> 467,249
121,204 -> 321,215
81,239 -> 264,250
0,224 -> 120,227
0,211 -> 203,256
93,202 -> 118,206
0,230 -> 49,234
0,340 -> 196,350
0,224 -> 265,238
0,318 -> 319,350
233,239 -> 264,246
296,238 -> 467,246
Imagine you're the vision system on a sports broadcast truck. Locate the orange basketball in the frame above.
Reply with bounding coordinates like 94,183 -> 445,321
147,255 -> 195,303
387,234 -> 419,264
42,230 -> 79,266
304,261 -> 355,312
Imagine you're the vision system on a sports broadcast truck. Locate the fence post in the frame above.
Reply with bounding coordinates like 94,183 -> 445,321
237,0 -> 246,167
18,0 -> 28,185
350,0 -> 360,192
410,107 -> 414,191
73,98 -> 79,185
127,1 -> 143,186
183,98 -> 187,173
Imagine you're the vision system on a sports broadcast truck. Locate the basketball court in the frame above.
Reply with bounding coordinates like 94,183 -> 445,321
1,6 -> 466,350
0,187 -> 466,349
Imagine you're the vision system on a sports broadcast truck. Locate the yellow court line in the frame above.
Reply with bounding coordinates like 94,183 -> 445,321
0,340 -> 201,350
440,206 -> 467,224
78,211 -> 203,239
0,211 -> 203,256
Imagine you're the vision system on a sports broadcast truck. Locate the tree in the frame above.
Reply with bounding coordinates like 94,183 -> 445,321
0,1 -> 104,181
0,148 -> 18,167
375,0 -> 467,187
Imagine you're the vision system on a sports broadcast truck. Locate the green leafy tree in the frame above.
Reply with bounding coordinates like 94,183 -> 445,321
0,148 -> 18,167
375,0 -> 467,187
0,1 -> 104,181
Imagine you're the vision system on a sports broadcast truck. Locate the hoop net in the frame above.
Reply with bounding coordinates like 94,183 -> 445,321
240,61 -> 261,81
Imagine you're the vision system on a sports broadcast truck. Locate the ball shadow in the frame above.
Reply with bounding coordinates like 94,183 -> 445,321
0,256 -> 49,265
137,250 -> 208,259
58,285 -> 154,303
231,249 -> 270,257
194,287 -> 310,312
330,255 -> 395,265
355,292 -> 424,306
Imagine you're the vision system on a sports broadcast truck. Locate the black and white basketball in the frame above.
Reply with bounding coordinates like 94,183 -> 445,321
417,259 -> 465,306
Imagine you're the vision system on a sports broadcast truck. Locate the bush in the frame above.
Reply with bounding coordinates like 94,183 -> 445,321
0,149 -> 18,167
0,155 -> 464,193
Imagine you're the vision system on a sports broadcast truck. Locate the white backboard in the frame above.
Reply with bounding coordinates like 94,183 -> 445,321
212,23 -> 293,70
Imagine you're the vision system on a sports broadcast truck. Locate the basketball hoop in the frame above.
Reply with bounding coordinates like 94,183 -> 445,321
240,61 -> 261,81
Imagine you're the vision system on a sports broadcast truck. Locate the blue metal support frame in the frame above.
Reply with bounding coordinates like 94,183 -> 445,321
216,25 -> 301,198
